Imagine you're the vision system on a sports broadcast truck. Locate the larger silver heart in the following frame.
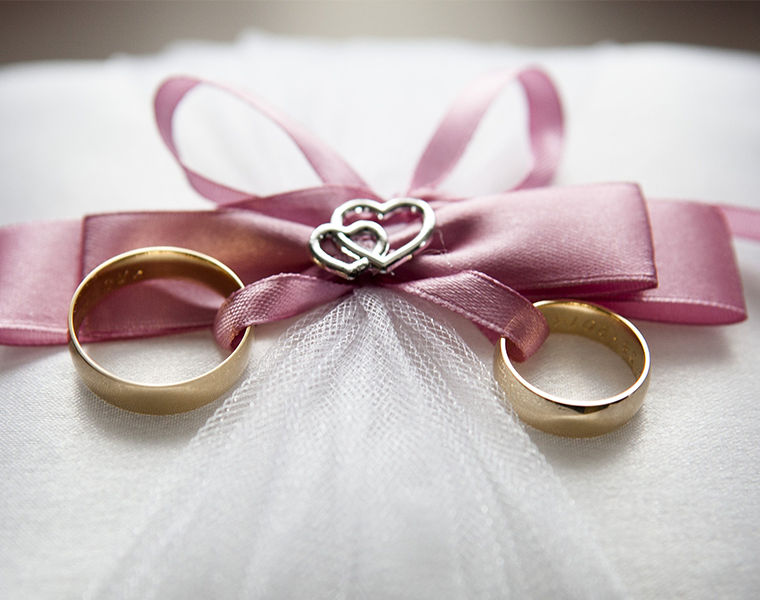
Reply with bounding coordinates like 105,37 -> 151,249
331,197 -> 436,272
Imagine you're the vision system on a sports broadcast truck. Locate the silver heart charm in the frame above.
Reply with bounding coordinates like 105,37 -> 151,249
332,197 -> 435,274
309,219 -> 390,279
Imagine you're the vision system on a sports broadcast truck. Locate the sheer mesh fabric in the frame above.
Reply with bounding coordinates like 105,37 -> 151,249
89,288 -> 624,600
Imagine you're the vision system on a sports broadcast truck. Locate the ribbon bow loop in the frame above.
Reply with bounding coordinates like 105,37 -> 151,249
155,76 -> 372,206
409,67 -> 564,196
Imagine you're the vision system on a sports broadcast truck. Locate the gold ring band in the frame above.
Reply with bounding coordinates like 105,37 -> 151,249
68,246 -> 253,415
494,300 -> 650,437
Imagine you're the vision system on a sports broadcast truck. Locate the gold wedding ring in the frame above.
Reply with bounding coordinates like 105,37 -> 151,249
68,247 -> 252,415
494,300 -> 650,437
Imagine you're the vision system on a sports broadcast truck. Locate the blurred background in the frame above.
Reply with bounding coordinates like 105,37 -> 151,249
1,0 -> 759,65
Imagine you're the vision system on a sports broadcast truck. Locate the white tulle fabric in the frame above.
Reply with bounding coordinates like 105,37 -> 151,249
88,288 -> 624,600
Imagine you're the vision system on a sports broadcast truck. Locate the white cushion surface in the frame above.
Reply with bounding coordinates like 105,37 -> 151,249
1,33 -> 759,599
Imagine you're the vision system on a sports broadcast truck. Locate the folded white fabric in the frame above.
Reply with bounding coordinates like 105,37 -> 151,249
1,32 -> 759,599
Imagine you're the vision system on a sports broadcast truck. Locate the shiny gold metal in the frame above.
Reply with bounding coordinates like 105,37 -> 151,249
494,300 -> 650,437
68,247 -> 252,415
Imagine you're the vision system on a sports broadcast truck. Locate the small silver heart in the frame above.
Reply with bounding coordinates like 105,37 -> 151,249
309,220 -> 389,279
330,197 -> 436,273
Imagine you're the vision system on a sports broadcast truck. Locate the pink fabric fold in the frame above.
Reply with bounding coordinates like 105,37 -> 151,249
0,220 -> 83,345
213,274 -> 353,349
718,204 -> 760,242
384,271 -> 548,361
600,200 -> 747,323
0,67 -> 756,360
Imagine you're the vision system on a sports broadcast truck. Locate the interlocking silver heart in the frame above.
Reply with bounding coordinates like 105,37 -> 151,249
309,197 -> 436,280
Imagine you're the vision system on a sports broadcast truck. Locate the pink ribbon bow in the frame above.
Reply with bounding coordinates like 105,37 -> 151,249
0,68 -> 755,360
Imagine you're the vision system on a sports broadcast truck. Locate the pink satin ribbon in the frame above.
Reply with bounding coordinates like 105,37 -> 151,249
0,68 -> 752,360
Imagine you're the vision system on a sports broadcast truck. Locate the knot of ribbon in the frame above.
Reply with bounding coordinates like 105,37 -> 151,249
0,67 -> 753,357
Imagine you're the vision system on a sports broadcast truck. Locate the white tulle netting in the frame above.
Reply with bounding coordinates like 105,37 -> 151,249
89,288 -> 625,600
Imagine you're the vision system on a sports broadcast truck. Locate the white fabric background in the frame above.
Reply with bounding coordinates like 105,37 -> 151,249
1,33 -> 759,599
